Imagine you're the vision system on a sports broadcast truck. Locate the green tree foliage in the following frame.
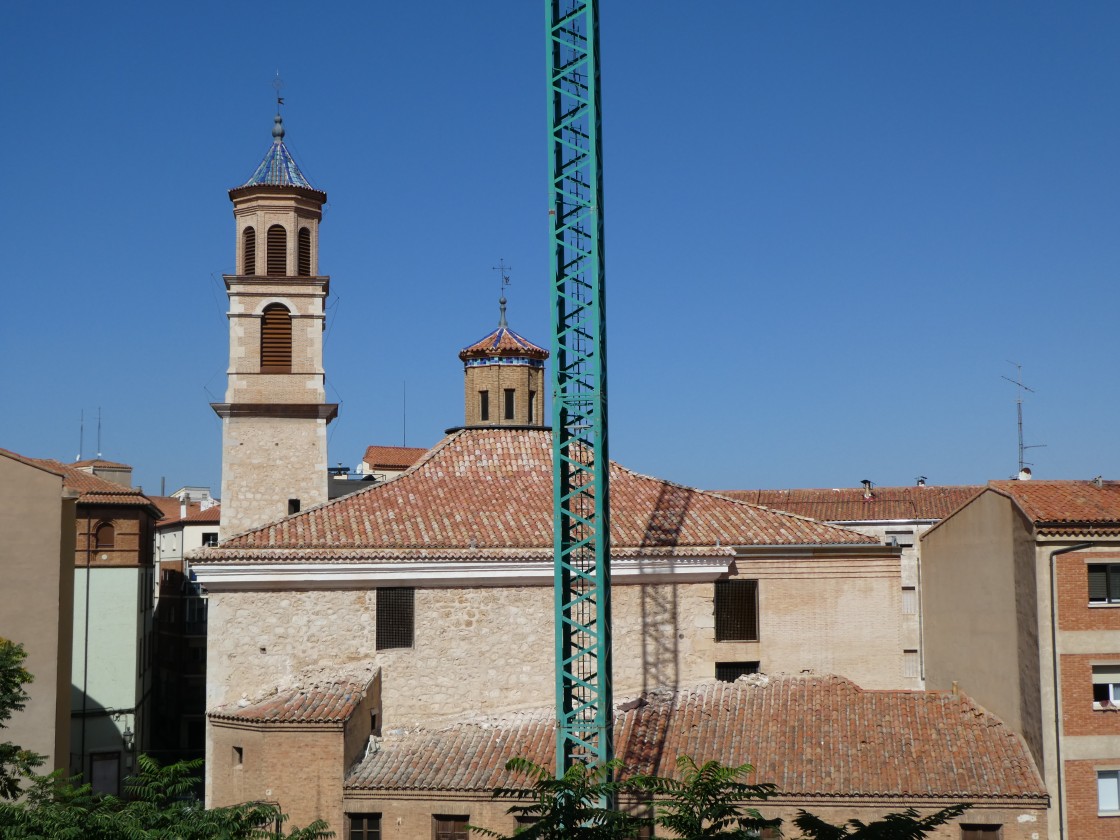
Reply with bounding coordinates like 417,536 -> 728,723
0,755 -> 334,839
635,756 -> 780,840
485,756 -> 969,840
0,638 -> 45,801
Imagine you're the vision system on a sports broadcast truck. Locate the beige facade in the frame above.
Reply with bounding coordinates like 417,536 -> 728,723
922,481 -> 1120,840
0,450 -> 75,775
462,362 -> 544,427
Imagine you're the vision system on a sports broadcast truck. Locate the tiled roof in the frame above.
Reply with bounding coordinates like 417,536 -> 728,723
156,502 -> 221,528
345,676 -> 1046,801
990,479 -> 1120,527
29,458 -> 157,509
210,680 -> 366,725
363,445 -> 428,472
239,115 -> 316,191
151,496 -> 199,524
203,429 -> 875,558
72,458 -> 132,470
0,447 -> 64,478
715,486 -> 980,523
459,326 -> 548,361
183,504 -> 221,524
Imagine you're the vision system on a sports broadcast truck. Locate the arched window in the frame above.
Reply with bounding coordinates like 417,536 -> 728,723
260,304 -> 292,373
297,227 -> 312,276
242,227 -> 256,274
266,225 -> 287,276
95,522 -> 115,549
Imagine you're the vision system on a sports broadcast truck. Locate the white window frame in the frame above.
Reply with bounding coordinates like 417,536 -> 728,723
1098,769 -> 1120,814
1093,666 -> 1120,709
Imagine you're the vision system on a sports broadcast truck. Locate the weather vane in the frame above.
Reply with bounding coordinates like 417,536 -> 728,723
492,259 -> 512,327
273,71 -> 284,113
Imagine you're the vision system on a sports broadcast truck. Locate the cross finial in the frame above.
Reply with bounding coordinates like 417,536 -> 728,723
492,259 -> 512,328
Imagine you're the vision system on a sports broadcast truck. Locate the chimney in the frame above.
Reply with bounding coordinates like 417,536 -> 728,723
1017,467 -> 1032,481
1093,475 -> 1104,489
916,476 -> 927,487
861,479 -> 874,499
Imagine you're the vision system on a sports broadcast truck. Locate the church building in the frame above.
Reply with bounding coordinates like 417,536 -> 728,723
191,116 -> 1047,839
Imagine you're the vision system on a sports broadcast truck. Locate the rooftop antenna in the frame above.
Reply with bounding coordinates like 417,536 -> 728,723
402,381 -> 407,447
1002,361 -> 1045,474
96,407 -> 102,459
77,410 -> 84,461
492,259 -> 512,328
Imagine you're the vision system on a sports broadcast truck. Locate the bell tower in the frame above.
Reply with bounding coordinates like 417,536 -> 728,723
212,110 -> 337,539
459,295 -> 548,427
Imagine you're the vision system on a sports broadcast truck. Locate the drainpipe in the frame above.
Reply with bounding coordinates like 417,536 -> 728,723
1049,541 -> 1093,840
81,513 -> 93,777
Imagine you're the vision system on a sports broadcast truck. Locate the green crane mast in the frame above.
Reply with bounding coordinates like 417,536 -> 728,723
546,0 -> 612,775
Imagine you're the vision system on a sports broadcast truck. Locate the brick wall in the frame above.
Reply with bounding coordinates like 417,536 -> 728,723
1064,759 -> 1120,840
462,363 -> 545,427
1056,550 -> 1120,632
75,507 -> 152,568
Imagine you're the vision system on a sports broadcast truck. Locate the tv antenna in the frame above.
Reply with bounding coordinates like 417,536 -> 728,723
1001,362 -> 1045,473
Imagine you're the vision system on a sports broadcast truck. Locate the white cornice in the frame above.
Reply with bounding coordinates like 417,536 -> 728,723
193,557 -> 731,591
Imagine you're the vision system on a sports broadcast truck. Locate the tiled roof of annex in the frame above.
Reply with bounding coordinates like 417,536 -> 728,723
30,458 -> 157,509
989,479 -> 1120,529
346,675 -> 1046,801
363,445 -> 428,472
716,486 -> 980,523
199,428 -> 876,560
210,679 -> 367,725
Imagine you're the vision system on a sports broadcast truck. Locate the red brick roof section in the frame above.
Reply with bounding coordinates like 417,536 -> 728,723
362,445 -> 428,472
210,680 -> 366,725
459,327 -> 549,360
30,458 -> 158,510
345,675 -> 1046,801
989,479 -> 1120,526
72,458 -> 132,469
208,428 -> 875,558
715,486 -> 981,523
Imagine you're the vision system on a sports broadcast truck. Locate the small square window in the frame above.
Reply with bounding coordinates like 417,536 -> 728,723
433,815 -> 469,840
1099,770 -> 1120,813
1089,564 -> 1120,604
714,579 -> 758,642
376,588 -> 415,650
1093,666 -> 1120,709
202,532 -> 219,547
716,662 -> 759,683
349,813 -> 381,840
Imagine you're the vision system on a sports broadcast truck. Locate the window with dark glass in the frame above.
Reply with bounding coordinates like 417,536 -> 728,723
960,826 -> 1002,839
479,390 -> 490,422
433,815 -> 469,840
202,532 -> 218,547
1089,564 -> 1120,604
266,224 -> 287,276
242,226 -> 256,274
260,305 -> 292,373
714,579 -> 759,642
528,390 -> 536,424
716,661 -> 759,683
349,813 -> 381,840
298,227 -> 312,276
376,588 -> 415,650
504,388 -> 515,420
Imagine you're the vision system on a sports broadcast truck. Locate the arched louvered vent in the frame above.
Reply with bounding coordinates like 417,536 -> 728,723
95,522 -> 115,549
260,305 -> 293,373
297,227 -> 312,276
242,227 -> 256,275
266,225 -> 287,276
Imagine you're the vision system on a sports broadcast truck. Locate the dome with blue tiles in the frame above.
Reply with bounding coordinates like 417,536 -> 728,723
459,297 -> 548,367
240,114 -> 315,190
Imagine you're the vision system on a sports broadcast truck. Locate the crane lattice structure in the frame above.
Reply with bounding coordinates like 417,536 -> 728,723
547,0 -> 613,776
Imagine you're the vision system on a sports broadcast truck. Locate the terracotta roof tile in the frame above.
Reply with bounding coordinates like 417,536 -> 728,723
210,680 -> 366,725
459,326 -> 548,361
345,676 -> 1046,801
202,429 -> 875,559
72,458 -> 132,470
715,486 -> 980,523
989,479 -> 1120,526
29,458 -> 157,509
363,445 -> 428,472
0,447 -> 64,478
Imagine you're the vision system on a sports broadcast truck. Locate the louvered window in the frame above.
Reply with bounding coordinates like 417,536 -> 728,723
376,588 -> 414,650
714,579 -> 758,642
266,224 -> 287,276
242,226 -> 256,274
260,305 -> 292,373
95,522 -> 115,549
1089,564 -> 1120,604
298,227 -> 312,276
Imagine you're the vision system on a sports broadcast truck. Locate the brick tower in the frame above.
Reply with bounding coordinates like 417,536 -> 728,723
459,296 -> 548,427
212,112 -> 337,539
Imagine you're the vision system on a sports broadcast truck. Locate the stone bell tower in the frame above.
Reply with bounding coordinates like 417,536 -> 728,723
459,296 -> 548,427
212,111 -> 337,539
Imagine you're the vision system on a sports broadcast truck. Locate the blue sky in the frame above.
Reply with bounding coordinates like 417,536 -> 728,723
1,1 -> 1117,496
